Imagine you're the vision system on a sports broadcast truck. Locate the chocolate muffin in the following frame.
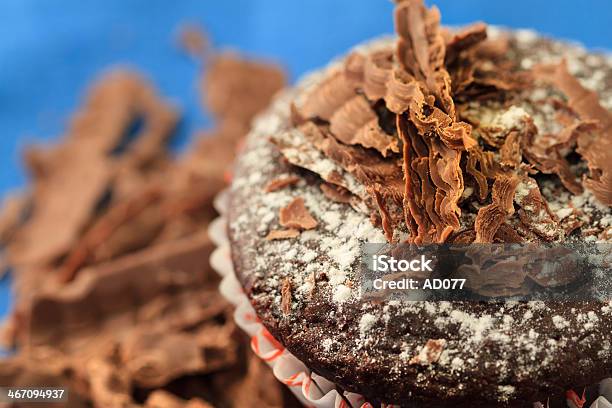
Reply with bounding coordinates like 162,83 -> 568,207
226,1 -> 612,406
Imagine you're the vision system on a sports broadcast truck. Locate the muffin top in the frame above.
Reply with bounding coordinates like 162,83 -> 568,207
228,0 -> 612,406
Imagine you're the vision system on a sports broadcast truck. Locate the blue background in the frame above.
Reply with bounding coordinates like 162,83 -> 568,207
0,0 -> 610,321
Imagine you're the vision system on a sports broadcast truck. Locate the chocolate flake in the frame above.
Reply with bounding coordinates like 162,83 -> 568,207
279,197 -> 318,230
329,95 -> 399,156
266,229 -> 300,240
264,175 -> 300,192
534,60 -> 612,205
320,183 -> 353,204
298,71 -> 355,121
474,175 -> 519,243
445,22 -> 487,65
281,277 -> 292,315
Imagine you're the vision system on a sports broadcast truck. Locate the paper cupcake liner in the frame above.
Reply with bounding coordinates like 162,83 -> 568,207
209,189 -> 611,408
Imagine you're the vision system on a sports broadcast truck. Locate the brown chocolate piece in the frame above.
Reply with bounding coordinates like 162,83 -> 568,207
281,277 -> 292,315
264,176 -> 300,192
10,155 -> 113,267
266,229 -> 300,240
279,197 -> 318,230
514,176 -> 563,241
298,71 -> 356,121
534,60 -> 612,205
444,22 -> 487,65
203,53 -> 286,123
329,95 -> 399,156
474,175 -> 518,242
0,36 -> 293,408
320,183 -> 353,204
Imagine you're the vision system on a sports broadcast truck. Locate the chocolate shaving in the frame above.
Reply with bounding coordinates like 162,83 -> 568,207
298,70 -> 356,121
397,114 -> 466,243
266,229 -> 300,240
373,190 -> 395,242
203,53 -> 286,124
344,52 -> 366,87
281,278 -> 292,315
499,131 -> 522,169
10,155 -> 113,267
445,22 -> 487,65
279,197 -> 318,230
264,176 -> 300,192
0,43 -> 293,408
59,186 -> 165,283
514,176 -> 563,241
329,95 -> 399,156
456,247 -> 530,297
474,175 -> 518,243
533,60 -> 612,205
394,0 -> 446,107
522,116 -> 597,195
466,147 -> 498,201
363,49 -> 394,101
298,121 -> 405,233
320,183 -> 353,204
269,126 -> 371,203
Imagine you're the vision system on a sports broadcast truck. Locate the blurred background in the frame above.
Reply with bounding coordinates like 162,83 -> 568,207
0,0 -> 610,321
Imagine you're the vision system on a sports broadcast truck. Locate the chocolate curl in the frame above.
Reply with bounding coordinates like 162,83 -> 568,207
397,115 -> 422,240
298,71 -> 356,121
373,190 -> 394,242
514,176 -> 564,241
395,0 -> 442,92
523,118 -> 599,196
298,122 -> 405,219
344,52 -> 366,88
499,131 -> 522,170
533,60 -> 612,205
466,148 -> 499,201
393,77 -> 475,150
329,95 -> 399,156
397,115 -> 459,243
59,186 -> 164,283
394,0 -> 455,118
444,22 -> 487,65
474,175 -> 519,243
385,66 -> 421,114
264,176 -> 300,193
362,49 -> 394,101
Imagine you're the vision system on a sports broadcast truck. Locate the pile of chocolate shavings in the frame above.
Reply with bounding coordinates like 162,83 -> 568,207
0,29 -> 297,407
261,1 -> 612,299
269,0 -> 612,249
